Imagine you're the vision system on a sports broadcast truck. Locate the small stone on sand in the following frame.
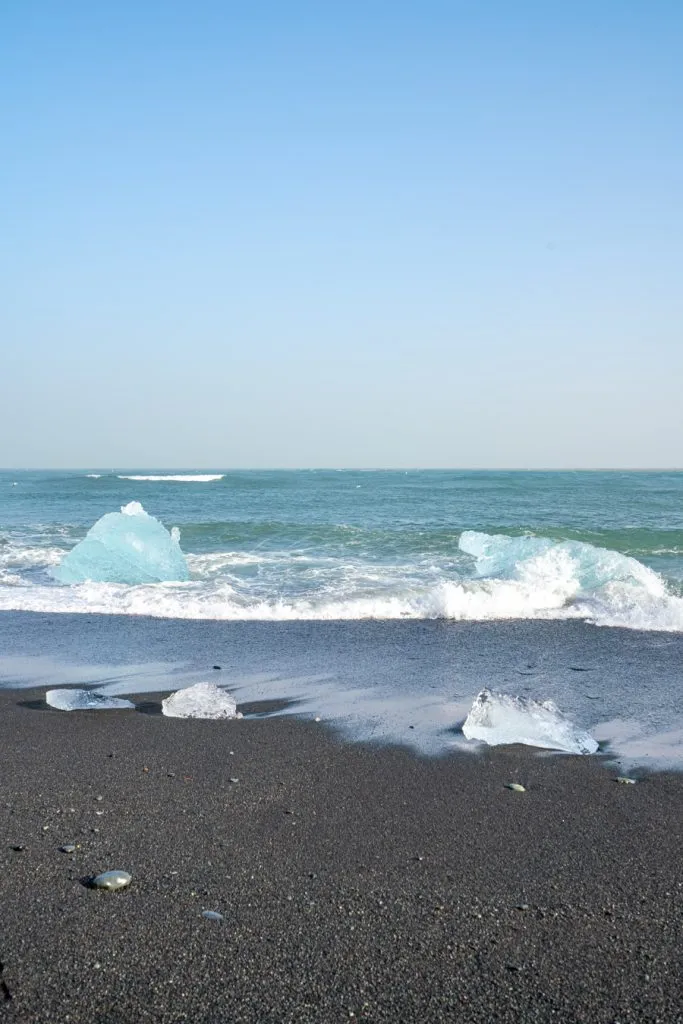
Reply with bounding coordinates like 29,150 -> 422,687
90,870 -> 132,891
202,910 -> 223,922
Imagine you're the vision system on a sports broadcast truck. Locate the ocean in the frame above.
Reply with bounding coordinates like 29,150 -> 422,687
1,469 -> 682,765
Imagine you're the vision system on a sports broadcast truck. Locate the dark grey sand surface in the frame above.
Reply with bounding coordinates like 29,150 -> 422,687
1,691 -> 682,1024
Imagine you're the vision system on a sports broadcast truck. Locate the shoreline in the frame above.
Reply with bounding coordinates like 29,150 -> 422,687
2,611 -> 683,769
2,689 -> 682,1022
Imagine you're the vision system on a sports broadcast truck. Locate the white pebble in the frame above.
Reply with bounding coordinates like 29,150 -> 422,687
91,870 -> 132,891
202,910 -> 223,922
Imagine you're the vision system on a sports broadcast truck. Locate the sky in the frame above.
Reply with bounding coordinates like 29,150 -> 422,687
1,0 -> 682,469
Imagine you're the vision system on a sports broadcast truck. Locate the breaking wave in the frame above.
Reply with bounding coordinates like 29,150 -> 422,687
0,528 -> 682,630
117,474 -> 224,482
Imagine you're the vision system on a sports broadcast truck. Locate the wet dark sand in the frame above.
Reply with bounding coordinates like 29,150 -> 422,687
1,690 -> 682,1023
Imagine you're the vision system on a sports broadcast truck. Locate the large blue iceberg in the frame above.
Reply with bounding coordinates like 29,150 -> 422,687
52,502 -> 190,585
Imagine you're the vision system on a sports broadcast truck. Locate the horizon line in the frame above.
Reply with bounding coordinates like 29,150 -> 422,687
2,466 -> 683,474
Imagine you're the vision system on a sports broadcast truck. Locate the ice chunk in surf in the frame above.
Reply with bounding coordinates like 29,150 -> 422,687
52,502 -> 189,585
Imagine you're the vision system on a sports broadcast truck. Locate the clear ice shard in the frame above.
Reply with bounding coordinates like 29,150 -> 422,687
462,689 -> 598,754
46,688 -> 136,711
161,682 -> 243,720
52,501 -> 189,584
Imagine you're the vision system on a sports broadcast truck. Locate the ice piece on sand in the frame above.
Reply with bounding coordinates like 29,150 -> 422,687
46,689 -> 135,711
52,502 -> 189,584
462,689 -> 598,754
161,682 -> 243,720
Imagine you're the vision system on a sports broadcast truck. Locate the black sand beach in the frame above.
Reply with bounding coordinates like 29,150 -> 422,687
1,690 -> 682,1023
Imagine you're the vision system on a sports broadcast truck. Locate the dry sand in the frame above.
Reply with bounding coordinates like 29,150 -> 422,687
1,690 -> 682,1022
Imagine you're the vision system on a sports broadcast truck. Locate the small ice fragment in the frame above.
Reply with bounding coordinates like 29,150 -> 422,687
202,910 -> 223,922
505,783 -> 526,793
615,776 -> 637,784
90,870 -> 132,890
52,501 -> 189,584
462,689 -> 598,755
46,689 -> 135,712
161,682 -> 243,720
60,844 -> 77,853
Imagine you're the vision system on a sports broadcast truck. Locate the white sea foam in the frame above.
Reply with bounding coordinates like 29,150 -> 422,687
592,718 -> 683,770
1,529 -> 682,631
118,475 -> 224,482
1,572 -> 681,631
0,544 -> 64,570
462,689 -> 599,754
85,474 -> 102,478
0,571 -> 22,585
186,550 -> 313,574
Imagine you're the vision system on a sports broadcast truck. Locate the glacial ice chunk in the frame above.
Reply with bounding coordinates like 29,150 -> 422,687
161,682 -> 243,720
458,530 -> 664,596
46,688 -> 135,711
462,689 -> 598,754
52,502 -> 189,584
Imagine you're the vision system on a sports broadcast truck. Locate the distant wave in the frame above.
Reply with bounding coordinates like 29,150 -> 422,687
85,474 -> 102,478
118,474 -> 225,483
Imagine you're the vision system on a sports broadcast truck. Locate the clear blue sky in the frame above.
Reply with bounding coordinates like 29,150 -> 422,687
2,0 -> 682,468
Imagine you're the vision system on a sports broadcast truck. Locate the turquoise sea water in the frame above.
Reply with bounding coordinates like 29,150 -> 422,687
1,470 -> 683,628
